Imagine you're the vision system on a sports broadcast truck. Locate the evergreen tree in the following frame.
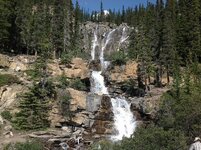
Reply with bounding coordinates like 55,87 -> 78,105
14,81 -> 55,130
99,1 -> 104,22
52,0 -> 64,58
161,0 -> 177,84
0,0 -> 12,51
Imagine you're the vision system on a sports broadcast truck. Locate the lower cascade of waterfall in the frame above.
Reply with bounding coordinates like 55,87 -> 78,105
111,97 -> 136,140
90,25 -> 136,141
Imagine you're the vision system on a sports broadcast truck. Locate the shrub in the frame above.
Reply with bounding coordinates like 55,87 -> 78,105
90,140 -> 115,150
58,74 -> 70,89
1,110 -> 12,121
116,126 -> 187,150
110,50 -> 127,66
0,74 -> 19,87
59,92 -> 72,118
70,78 -> 87,91
61,52 -> 73,64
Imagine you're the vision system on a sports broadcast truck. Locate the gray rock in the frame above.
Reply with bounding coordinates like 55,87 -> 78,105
86,93 -> 102,112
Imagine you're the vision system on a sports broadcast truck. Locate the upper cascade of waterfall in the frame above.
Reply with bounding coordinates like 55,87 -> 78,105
90,24 -> 136,141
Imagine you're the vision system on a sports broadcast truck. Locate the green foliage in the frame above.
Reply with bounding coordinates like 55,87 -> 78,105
13,81 -> 55,130
116,126 -> 187,150
25,54 -> 49,80
59,92 -> 72,118
111,50 -> 127,65
1,110 -> 12,121
61,52 -> 73,64
3,140 -> 43,150
58,74 -> 70,89
0,74 -> 19,87
157,84 -> 201,139
70,78 -> 87,91
90,140 -> 115,150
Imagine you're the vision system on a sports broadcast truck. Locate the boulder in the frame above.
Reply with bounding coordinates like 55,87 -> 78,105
109,60 -> 138,83
64,58 -> 89,79
86,93 -> 102,112
10,61 -> 28,72
71,113 -> 89,127
68,88 -> 87,111
0,54 -> 10,68
0,84 -> 27,112
47,62 -> 63,76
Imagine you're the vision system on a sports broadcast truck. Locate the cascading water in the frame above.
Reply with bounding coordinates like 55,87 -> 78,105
90,25 -> 136,140
111,97 -> 136,140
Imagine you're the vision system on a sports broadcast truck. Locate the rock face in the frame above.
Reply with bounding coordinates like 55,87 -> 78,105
130,88 -> 169,121
0,84 -> 27,112
0,54 -> 10,68
90,95 -> 114,136
108,60 -> 138,83
48,58 -> 89,79
81,22 -> 131,59
9,55 -> 36,72
67,88 -> 87,111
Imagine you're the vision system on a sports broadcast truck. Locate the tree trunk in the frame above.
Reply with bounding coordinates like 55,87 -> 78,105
167,64 -> 170,85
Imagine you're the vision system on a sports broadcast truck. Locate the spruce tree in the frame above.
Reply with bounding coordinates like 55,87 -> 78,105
161,0 -> 177,84
0,0 -> 11,51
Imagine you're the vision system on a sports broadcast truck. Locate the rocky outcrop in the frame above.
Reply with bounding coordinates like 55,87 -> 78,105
130,88 -> 169,120
0,84 -> 27,112
0,54 -> 10,68
91,95 -> 114,136
48,58 -> 90,79
68,88 -> 87,111
108,60 -> 138,83
81,22 -> 131,59
63,58 -> 89,79
9,55 -> 36,72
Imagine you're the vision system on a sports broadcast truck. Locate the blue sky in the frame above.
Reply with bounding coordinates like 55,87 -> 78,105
73,0 -> 156,12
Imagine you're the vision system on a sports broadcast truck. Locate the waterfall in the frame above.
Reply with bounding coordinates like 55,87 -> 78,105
90,26 -> 136,140
111,97 -> 136,140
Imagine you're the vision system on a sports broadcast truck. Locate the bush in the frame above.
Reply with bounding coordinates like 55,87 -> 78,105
157,86 -> 201,139
3,140 -> 43,150
58,74 -> 70,89
70,78 -> 87,91
0,74 -> 19,87
1,110 -> 12,121
116,126 -> 187,150
61,52 -> 73,64
90,140 -> 115,150
59,92 -> 72,118
110,50 -> 127,66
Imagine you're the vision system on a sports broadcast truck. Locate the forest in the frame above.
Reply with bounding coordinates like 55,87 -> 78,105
0,0 -> 201,149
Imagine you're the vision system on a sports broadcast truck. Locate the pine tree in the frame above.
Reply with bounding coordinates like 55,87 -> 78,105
0,0 -> 12,51
71,0 -> 81,56
161,0 -> 177,84
52,0 -> 64,58
14,82 -> 55,130
155,0 -> 164,87
99,1 -> 104,22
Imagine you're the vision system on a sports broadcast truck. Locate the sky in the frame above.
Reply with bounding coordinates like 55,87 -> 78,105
72,0 -> 156,12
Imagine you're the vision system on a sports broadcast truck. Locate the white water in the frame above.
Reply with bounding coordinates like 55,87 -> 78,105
91,26 -> 99,60
91,71 -> 108,95
90,26 -> 136,140
111,97 -> 136,140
